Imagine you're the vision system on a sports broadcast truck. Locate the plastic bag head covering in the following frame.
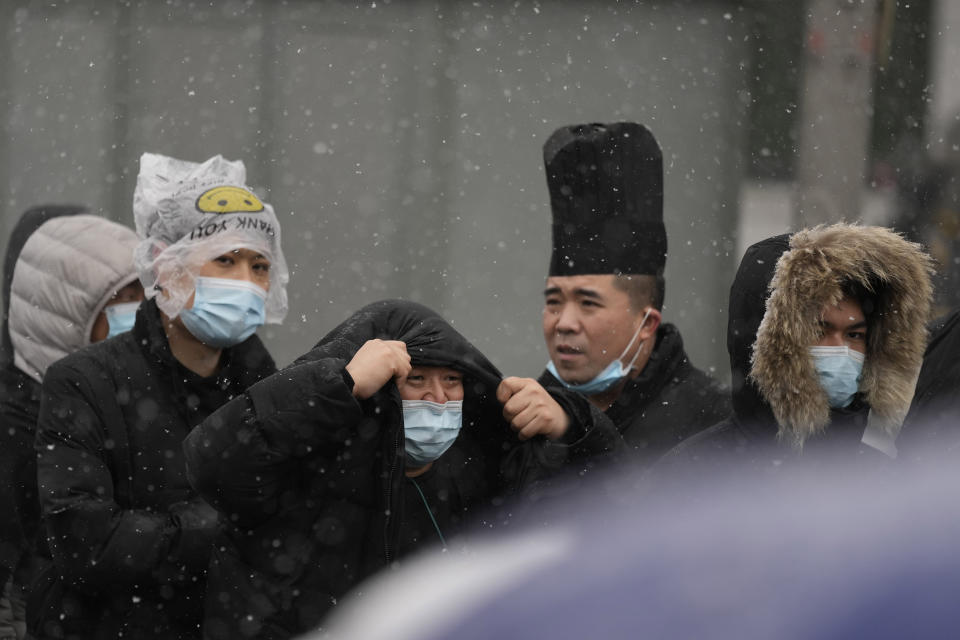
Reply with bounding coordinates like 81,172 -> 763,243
132,152 -> 289,323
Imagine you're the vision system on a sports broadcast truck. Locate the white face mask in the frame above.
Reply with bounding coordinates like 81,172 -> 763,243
547,308 -> 653,395
809,345 -> 865,408
104,302 -> 140,339
179,276 -> 267,347
402,400 -> 463,466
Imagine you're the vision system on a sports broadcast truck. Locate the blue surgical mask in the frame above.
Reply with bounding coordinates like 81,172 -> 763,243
402,400 -> 463,467
104,301 -> 140,339
179,276 -> 267,348
547,308 -> 652,395
809,345 -> 865,409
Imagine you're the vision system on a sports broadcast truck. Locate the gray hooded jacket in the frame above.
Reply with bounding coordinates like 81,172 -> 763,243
8,215 -> 139,382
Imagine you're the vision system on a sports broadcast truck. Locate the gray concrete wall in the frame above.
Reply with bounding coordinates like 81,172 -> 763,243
1,0 -> 746,379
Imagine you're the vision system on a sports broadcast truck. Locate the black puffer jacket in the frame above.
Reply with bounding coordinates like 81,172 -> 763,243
0,205 -> 85,593
897,307 -> 960,459
33,298 -> 275,640
659,225 -> 932,474
184,300 -> 618,640
539,322 -> 730,468
0,366 -> 41,587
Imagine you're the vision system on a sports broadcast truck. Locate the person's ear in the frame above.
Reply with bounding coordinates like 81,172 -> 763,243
638,308 -> 661,341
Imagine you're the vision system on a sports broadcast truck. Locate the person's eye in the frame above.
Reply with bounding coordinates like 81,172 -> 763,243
254,262 -> 271,273
848,330 -> 867,341
580,299 -> 599,308
215,255 -> 234,265
406,375 -> 424,384
445,375 -> 462,384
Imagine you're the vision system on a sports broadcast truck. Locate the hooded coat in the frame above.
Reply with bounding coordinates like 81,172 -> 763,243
33,298 -> 276,640
8,214 -> 142,382
1,209 -> 138,597
539,322 -> 730,468
660,224 -> 933,471
183,299 -> 619,640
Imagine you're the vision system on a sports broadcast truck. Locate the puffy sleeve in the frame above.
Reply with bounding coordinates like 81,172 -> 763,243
36,360 -> 216,594
183,357 -> 367,529
501,385 -> 626,494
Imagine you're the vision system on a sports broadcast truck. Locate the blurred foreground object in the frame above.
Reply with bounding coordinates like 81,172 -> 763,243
323,456 -> 960,640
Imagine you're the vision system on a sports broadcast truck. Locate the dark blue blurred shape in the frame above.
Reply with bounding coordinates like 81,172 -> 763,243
323,458 -> 960,640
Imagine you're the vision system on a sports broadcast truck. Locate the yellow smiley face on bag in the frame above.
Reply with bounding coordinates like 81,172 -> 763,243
195,186 -> 265,214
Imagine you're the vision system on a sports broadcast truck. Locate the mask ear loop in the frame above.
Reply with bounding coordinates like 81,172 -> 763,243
618,308 -> 653,373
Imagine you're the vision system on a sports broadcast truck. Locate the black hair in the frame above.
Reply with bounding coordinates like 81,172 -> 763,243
841,279 -> 877,317
612,270 -> 666,311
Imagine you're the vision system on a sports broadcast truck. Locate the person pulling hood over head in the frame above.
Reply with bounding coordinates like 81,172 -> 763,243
184,298 -> 617,639
182,299 -> 511,638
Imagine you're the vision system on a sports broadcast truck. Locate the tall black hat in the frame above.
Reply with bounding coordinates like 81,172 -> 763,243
544,122 -> 666,276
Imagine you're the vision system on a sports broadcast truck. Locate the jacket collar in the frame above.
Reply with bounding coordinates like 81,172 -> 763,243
608,322 -> 687,417
132,297 -> 274,390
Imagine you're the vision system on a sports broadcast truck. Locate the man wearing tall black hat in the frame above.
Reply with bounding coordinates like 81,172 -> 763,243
538,122 -> 730,468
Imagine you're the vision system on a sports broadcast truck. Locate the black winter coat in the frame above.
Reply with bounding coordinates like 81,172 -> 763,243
539,322 -> 730,469
33,298 -> 276,640
658,235 -> 795,472
184,300 -> 619,640
897,307 -> 960,459
0,367 -> 42,587
0,205 -> 85,591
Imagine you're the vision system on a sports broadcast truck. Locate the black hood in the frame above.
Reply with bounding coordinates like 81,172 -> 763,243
1,204 -> 88,366
726,234 -> 791,434
300,299 -> 503,396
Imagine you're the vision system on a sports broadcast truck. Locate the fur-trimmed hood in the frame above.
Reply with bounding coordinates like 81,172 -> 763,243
730,224 -> 933,448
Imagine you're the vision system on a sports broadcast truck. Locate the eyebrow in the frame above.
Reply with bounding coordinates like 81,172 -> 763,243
820,319 -> 868,331
543,286 -> 603,300
227,249 -> 267,259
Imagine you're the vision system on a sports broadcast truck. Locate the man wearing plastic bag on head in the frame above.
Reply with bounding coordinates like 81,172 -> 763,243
33,153 -> 289,640
0,206 -> 141,640
183,299 -> 622,639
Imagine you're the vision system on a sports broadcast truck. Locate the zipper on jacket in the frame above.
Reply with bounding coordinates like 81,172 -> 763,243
383,422 -> 401,564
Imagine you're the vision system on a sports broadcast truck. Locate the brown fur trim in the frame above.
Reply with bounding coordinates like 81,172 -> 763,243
750,224 -> 933,448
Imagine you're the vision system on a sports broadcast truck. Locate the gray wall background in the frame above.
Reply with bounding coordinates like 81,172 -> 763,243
1,0 -> 746,378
